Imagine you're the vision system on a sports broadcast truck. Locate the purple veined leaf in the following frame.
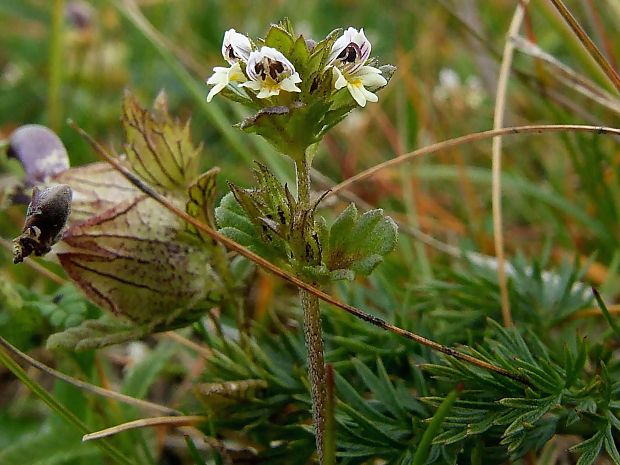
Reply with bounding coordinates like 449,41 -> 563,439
56,192 -> 214,324
53,161 -> 139,224
8,124 -> 70,185
122,90 -> 202,191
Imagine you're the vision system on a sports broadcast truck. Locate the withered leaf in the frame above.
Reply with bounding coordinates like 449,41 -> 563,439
122,90 -> 201,191
186,167 -> 220,243
54,162 -> 138,223
57,194 -> 214,324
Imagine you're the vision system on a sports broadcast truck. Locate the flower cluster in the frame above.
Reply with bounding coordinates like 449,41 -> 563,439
205,22 -> 394,157
207,25 -> 389,107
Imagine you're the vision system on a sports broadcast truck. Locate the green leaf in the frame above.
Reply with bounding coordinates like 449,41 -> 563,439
325,204 -> 398,279
352,357 -> 407,420
46,316 -> 144,350
0,428 -> 99,465
288,35 -> 310,77
569,429 -> 605,465
334,371 -> 401,427
604,423 -> 620,464
122,90 -> 201,191
263,24 -> 295,56
413,387 -> 460,465
328,203 -> 357,257
122,340 -> 176,399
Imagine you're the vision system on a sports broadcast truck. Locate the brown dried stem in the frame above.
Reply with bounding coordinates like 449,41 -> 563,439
549,0 -> 620,93
492,1 -> 528,327
0,336 -> 181,416
327,124 -> 620,198
69,119 -> 531,386
83,415 -> 206,442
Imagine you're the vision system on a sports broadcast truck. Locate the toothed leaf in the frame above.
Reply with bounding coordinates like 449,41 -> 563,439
122,90 -> 201,190
186,167 -> 220,243
325,203 -> 397,279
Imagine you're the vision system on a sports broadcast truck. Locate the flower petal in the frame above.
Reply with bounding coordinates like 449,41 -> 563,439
279,76 -> 302,93
240,80 -> 263,91
257,87 -> 277,99
360,86 -> 378,103
333,67 -> 348,90
246,46 -> 297,81
222,29 -> 252,64
206,82 -> 226,102
358,68 -> 387,88
242,47 -> 302,98
328,27 -> 371,68
347,83 -> 368,107
205,63 -> 246,102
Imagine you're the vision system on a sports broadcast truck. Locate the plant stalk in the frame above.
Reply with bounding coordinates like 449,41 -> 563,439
48,0 -> 65,132
301,289 -> 327,464
0,345 -> 132,465
296,152 -> 327,464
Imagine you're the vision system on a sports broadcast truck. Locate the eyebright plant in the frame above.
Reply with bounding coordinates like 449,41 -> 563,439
208,21 -> 397,463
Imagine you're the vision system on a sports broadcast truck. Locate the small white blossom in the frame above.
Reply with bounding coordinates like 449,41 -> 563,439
221,28 -> 252,64
240,47 -> 302,99
328,27 -> 386,107
206,29 -> 253,102
432,68 -> 485,109
333,65 -> 386,107
328,27 -> 371,73
206,62 -> 246,102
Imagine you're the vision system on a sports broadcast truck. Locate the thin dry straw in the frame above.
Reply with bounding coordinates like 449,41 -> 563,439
491,1 -> 528,328
327,124 -> 620,198
549,0 -> 620,93
69,119 -> 532,385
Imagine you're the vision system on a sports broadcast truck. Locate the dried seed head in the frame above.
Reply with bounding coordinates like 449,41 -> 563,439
13,184 -> 72,263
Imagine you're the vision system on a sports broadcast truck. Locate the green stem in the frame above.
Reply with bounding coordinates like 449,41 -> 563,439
411,386 -> 461,465
592,288 -> 620,344
295,154 -> 311,208
0,345 -> 132,465
301,289 -> 327,464
48,0 -> 65,132
296,150 -> 327,464
324,364 -> 336,465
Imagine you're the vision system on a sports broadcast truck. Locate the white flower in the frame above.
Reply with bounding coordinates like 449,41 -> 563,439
327,27 -> 371,73
328,27 -> 386,107
206,62 -> 246,102
240,46 -> 302,99
221,28 -> 252,64
206,29 -> 253,102
333,65 -> 386,107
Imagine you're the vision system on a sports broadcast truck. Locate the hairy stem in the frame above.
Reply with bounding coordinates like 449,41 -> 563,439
296,152 -> 327,464
295,153 -> 311,206
301,289 -> 327,463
